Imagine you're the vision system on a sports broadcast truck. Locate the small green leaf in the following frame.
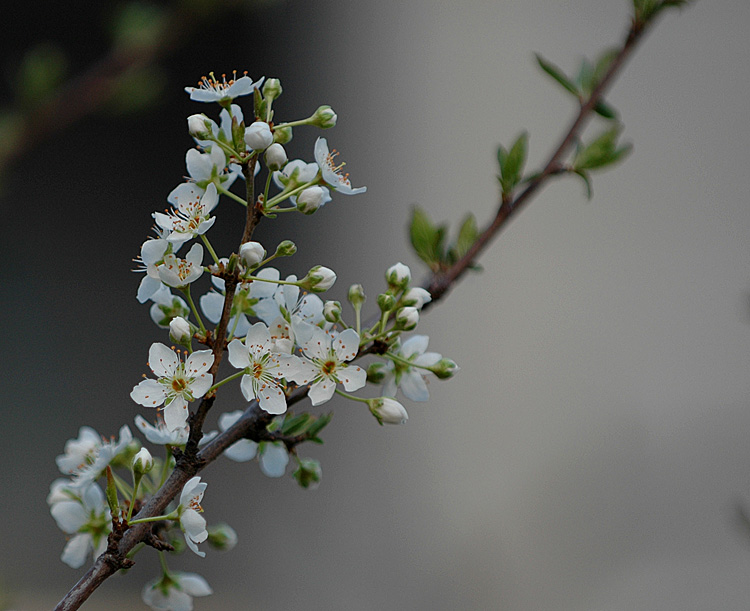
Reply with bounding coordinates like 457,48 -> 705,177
535,54 -> 579,97
501,131 -> 529,195
574,170 -> 593,200
293,458 -> 322,489
410,206 -> 445,270
281,413 -> 313,436
305,413 -> 333,440
593,100 -> 618,120
576,58 -> 595,94
448,213 -> 479,264
593,48 -> 619,86
572,125 -> 631,171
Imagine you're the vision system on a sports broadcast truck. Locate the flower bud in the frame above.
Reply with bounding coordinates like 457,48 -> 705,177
386,262 -> 411,289
323,300 -> 342,323
348,283 -> 366,308
296,186 -> 324,214
368,397 -> 408,425
395,306 -> 419,330
207,523 -> 238,551
169,316 -> 192,344
244,121 -> 273,151
187,114 -> 210,138
309,105 -> 337,129
262,78 -> 282,101
402,287 -> 432,309
293,457 -> 322,489
264,143 -> 287,171
366,362 -> 387,384
239,241 -> 266,268
132,447 -> 154,475
273,125 -> 293,145
429,358 -> 459,380
275,240 -> 297,257
300,265 -> 337,292
377,293 -> 396,312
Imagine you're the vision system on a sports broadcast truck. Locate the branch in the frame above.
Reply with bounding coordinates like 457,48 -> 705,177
53,8 -> 676,610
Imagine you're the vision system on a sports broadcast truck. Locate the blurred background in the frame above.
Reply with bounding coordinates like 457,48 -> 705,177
3,0 -> 750,609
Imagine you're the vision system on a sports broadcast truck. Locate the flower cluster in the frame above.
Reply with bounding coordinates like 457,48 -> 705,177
51,72 -> 456,610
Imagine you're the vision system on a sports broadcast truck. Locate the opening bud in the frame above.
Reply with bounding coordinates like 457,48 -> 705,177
264,143 -> 287,171
208,523 -> 238,551
300,265 -> 337,292
187,114 -> 211,139
429,358 -> 459,380
395,306 -> 419,330
244,121 -> 273,151
132,447 -> 154,476
377,293 -> 396,312
348,283 -> 366,307
368,397 -> 409,425
293,457 -> 322,490
239,241 -> 266,268
275,240 -> 297,257
309,105 -> 337,129
323,300 -> 342,323
169,316 -> 193,345
386,262 -> 411,289
296,186 -> 325,214
402,287 -> 432,309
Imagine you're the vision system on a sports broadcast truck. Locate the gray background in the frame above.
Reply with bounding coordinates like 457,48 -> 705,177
3,0 -> 750,609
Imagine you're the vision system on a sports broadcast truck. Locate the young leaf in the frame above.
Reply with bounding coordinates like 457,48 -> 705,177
572,125 -> 631,171
535,54 -> 579,97
410,206 -> 446,270
574,169 -> 594,200
448,213 -> 479,264
501,131 -> 529,195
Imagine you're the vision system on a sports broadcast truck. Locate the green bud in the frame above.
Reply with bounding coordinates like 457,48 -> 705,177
263,78 -> 282,102
386,262 -> 411,290
323,300 -> 342,323
430,358 -> 459,380
309,105 -> 337,129
377,293 -> 396,312
273,125 -> 293,145
348,283 -> 366,307
293,457 -> 322,489
299,266 -> 337,292
367,362 -> 388,384
275,240 -> 297,257
207,523 -> 238,551
395,306 -> 419,330
367,397 -> 408,425
105,466 -> 120,516
132,447 -> 154,476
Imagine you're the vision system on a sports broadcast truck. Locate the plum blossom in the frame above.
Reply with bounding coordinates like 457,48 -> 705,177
382,335 -> 443,402
227,322 -> 301,415
48,481 -> 110,568
293,328 -> 366,406
177,476 -> 208,557
215,410 -> 257,462
184,71 -> 264,103
154,183 -> 219,245
130,343 -> 214,431
258,442 -> 289,478
157,243 -> 204,288
314,137 -> 366,195
56,425 -> 133,485
272,159 -> 331,207
142,572 -> 212,611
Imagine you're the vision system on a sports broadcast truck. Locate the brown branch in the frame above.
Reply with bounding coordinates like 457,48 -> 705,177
53,9 -> 674,611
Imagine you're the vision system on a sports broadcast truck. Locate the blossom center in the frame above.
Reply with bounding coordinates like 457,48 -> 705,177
172,377 -> 188,392
321,360 -> 337,376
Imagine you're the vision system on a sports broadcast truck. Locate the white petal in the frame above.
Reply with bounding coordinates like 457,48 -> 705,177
244,322 -> 272,357
131,379 -> 168,407
401,335 -> 429,358
401,370 -> 430,402
227,338 -> 250,370
168,181 -> 203,208
308,378 -> 336,406
332,328 -> 360,362
181,509 -> 207,540
339,365 -> 366,392
50,501 -> 86,533
61,534 -> 92,569
200,291 -> 224,323
239,375 -> 256,402
185,350 -> 214,376
163,398 -> 189,431
259,443 -> 289,478
188,373 -> 213,399
148,343 -> 179,378
218,410 -> 244,431
225,439 -> 258,462
258,385 -> 287,415
178,573 -> 213,597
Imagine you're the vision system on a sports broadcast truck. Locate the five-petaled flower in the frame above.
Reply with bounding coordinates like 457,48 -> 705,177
184,71 -> 264,104
313,137 -> 367,195
142,571 -> 213,611
154,182 -> 219,245
157,243 -> 204,288
130,343 -> 214,431
293,327 -> 366,405
227,322 -> 301,414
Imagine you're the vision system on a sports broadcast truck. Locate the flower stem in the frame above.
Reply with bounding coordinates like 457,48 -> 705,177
217,185 -> 248,207
207,370 -> 245,394
200,234 -> 220,265
334,389 -> 369,404
180,285 -> 206,334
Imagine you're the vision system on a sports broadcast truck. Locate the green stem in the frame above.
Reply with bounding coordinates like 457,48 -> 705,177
335,389 -> 369,404
159,551 -> 170,576
181,285 -> 206,334
126,476 -> 142,522
217,184 -> 248,207
207,370 -> 245,394
265,177 -> 320,209
159,450 -> 173,488
383,351 -> 433,372
200,233 -> 220,265
128,510 -> 178,526
111,472 -> 133,500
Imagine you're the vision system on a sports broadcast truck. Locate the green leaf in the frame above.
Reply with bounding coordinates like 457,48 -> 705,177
447,214 -> 479,264
305,412 -> 333,440
593,100 -> 618,120
593,48 -> 619,86
535,54 -> 579,97
281,413 -> 313,436
572,125 -> 631,171
574,170 -> 593,200
410,206 -> 446,270
576,58 -> 595,94
501,131 -> 529,195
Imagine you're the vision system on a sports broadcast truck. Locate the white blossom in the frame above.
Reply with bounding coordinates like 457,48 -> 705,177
157,243 -> 204,288
56,425 -> 133,486
154,183 -> 219,244
293,328 -> 366,405
382,335 -> 442,402
135,415 -> 189,446
130,343 -> 214,431
314,137 -> 366,195
178,477 -> 209,557
142,572 -> 212,611
184,72 -> 263,103
243,121 -> 273,151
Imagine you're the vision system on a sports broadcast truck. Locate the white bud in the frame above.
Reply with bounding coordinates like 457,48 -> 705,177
402,287 -> 432,309
169,316 -> 192,343
296,186 -> 324,214
395,306 -> 419,330
239,241 -> 266,268
264,143 -> 287,171
208,523 -> 238,551
369,397 -> 408,425
244,121 -> 274,151
187,114 -> 210,138
301,265 -> 336,292
386,262 -> 411,289
310,105 -> 337,128
323,300 -> 342,323
132,447 -> 154,475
